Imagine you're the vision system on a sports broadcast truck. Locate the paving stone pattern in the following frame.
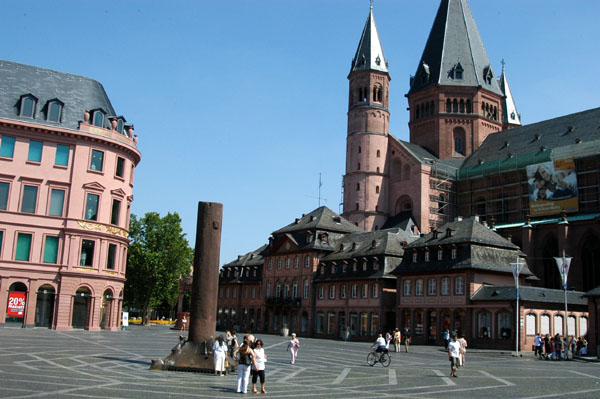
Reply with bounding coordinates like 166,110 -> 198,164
0,325 -> 599,398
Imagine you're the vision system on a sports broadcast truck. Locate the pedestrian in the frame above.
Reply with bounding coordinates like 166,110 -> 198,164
181,315 -> 187,332
569,336 -> 576,359
563,335 -> 569,360
213,335 -> 228,376
534,332 -> 543,359
458,334 -> 467,366
229,332 -> 238,358
448,334 -> 461,377
543,334 -> 551,360
385,331 -> 393,347
236,338 -> 258,394
580,336 -> 588,355
554,334 -> 562,360
443,329 -> 450,349
393,328 -> 401,352
246,332 -> 256,349
251,339 -> 267,394
345,325 -> 351,342
403,328 -> 411,353
287,333 -> 300,364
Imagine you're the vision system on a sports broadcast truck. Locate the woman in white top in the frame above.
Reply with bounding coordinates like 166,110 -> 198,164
251,339 -> 267,394
213,335 -> 228,376
287,333 -> 300,365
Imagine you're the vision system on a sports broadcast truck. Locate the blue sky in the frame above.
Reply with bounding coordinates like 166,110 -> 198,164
4,0 -> 599,266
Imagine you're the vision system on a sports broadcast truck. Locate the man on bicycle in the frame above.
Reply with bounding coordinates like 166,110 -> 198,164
373,333 -> 388,354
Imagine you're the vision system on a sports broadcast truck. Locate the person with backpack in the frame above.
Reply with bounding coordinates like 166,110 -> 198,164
235,338 -> 258,394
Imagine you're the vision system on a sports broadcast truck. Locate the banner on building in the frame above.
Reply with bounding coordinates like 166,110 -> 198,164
526,158 -> 578,217
6,291 -> 27,318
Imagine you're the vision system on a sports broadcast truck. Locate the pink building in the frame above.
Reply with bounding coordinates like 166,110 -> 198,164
0,60 -> 141,330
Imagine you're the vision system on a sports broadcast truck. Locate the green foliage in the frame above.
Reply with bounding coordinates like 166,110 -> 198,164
124,212 -> 193,324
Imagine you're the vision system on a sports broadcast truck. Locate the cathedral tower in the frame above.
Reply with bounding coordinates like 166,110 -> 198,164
406,0 -> 504,159
342,6 -> 390,231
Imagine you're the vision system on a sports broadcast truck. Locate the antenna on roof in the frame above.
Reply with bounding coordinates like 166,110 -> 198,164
306,172 -> 327,208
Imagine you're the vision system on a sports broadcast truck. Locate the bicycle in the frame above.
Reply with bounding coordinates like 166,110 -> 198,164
367,348 -> 391,367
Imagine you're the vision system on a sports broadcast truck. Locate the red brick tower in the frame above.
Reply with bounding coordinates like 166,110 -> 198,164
406,0 -> 505,159
342,6 -> 390,231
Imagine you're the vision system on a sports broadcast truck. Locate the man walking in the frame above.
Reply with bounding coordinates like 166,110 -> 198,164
448,334 -> 461,377
403,328 -> 411,352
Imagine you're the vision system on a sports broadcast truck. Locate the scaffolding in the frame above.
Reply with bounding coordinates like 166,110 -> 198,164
425,159 -> 457,230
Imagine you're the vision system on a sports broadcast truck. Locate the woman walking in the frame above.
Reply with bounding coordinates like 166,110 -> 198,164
213,335 -> 228,376
251,339 -> 267,394
287,333 -> 300,365
236,338 -> 258,394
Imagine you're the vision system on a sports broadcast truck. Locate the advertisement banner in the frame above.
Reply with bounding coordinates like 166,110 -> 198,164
526,158 -> 578,217
6,291 -> 27,318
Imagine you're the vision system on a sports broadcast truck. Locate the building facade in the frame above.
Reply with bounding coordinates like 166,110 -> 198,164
0,60 -> 141,330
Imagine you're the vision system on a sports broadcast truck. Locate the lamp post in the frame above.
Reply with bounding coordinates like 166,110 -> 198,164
511,258 -> 525,357
554,250 -> 573,358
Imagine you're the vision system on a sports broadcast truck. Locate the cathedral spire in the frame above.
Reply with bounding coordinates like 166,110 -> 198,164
350,5 -> 388,75
498,60 -> 522,128
408,0 -> 501,95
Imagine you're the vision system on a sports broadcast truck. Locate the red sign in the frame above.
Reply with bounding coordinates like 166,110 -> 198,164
7,291 -> 27,318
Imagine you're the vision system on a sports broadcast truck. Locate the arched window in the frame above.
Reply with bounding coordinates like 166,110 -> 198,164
446,98 -> 451,113
356,183 -> 360,191
478,311 -> 491,338
497,312 -> 512,339
540,314 -> 550,335
20,95 -> 37,118
375,186 -> 380,194
452,99 -> 458,113
466,99 -> 472,113
376,149 -> 380,158
459,99 -> 465,113
92,110 -> 105,127
453,127 -> 466,156
357,162 -> 361,170
526,313 -> 536,335
554,314 -> 564,335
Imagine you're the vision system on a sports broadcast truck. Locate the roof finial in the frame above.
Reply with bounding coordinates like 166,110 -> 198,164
501,58 -> 506,71
370,0 -> 375,10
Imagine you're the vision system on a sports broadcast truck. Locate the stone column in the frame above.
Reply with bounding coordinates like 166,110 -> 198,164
188,202 -> 222,343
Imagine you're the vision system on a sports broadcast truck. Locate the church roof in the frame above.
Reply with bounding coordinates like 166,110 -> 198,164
349,6 -> 388,75
459,107 -> 600,179
472,285 -> 587,306
407,0 -> 502,96
393,138 -> 464,178
498,64 -> 521,126
0,59 -> 122,132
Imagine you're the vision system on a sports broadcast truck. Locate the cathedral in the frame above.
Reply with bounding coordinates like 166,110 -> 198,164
213,0 -> 600,353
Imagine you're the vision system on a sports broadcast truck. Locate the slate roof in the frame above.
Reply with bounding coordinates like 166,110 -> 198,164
381,210 -> 418,231
0,60 -> 123,132
472,285 -> 588,306
497,66 -> 521,126
392,137 -> 464,178
392,218 -> 534,276
219,245 -> 266,284
350,7 -> 388,75
273,206 -> 362,235
460,107 -> 600,173
585,286 -> 600,297
408,0 -> 502,96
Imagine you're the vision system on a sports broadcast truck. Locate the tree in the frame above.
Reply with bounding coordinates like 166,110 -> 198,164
124,212 -> 193,324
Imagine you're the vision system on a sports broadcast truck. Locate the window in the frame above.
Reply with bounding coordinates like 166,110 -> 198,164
427,278 -> 437,295
90,149 -> 104,171
115,157 -> 125,178
117,119 -> 124,133
47,101 -> 62,122
292,281 -> 298,299
526,313 -> 536,336
415,279 -> 423,296
285,257 -> 290,269
283,282 -> 289,299
361,283 -> 368,298
21,185 -> 38,213
111,199 -> 121,225
425,251 -> 430,262
43,235 -> 59,264
48,188 -> 65,217
327,312 -> 335,335
454,276 -> 465,295
28,140 -> 43,162
554,315 -> 563,335
340,285 -> 346,299
304,256 -> 310,267
55,144 -> 70,166
293,256 -> 299,268
275,282 -> 281,298
107,243 -> 117,270
498,312 -> 512,339
316,312 -> 324,334
251,287 -> 256,298
351,284 -> 358,298
478,311 -> 491,338
0,136 -> 16,158
441,277 -> 450,295
329,285 -> 335,299
451,248 -> 457,260
232,287 -> 237,298
303,279 -> 309,299
15,232 -> 33,261
277,258 -> 282,269
84,193 -> 99,221
580,317 -> 588,337
267,259 -> 272,269
80,239 -> 95,266
370,313 -> 379,336
0,230 -> 3,256
318,286 -> 324,299
372,283 -> 378,298
0,182 -> 9,210
92,110 -> 105,127
437,249 -> 443,261
412,252 -> 417,263
403,280 -> 411,296
266,281 -> 271,297
541,314 -> 550,335
360,312 -> 368,336
21,96 -> 36,117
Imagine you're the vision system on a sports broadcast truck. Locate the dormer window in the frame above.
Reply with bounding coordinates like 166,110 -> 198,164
412,252 -> 417,263
455,64 -> 463,80
483,66 -> 494,85
331,265 -> 335,274
320,233 -> 328,244
19,94 -> 37,118
425,250 -> 430,262
451,248 -> 457,260
92,109 -> 105,127
437,249 -> 443,261
46,100 -> 63,122
371,240 -> 376,249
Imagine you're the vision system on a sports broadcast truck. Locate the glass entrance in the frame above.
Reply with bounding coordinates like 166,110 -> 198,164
72,288 -> 91,329
35,285 -> 55,328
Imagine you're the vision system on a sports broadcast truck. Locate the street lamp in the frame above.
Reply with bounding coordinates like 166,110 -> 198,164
511,257 -> 525,357
554,250 -> 573,359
